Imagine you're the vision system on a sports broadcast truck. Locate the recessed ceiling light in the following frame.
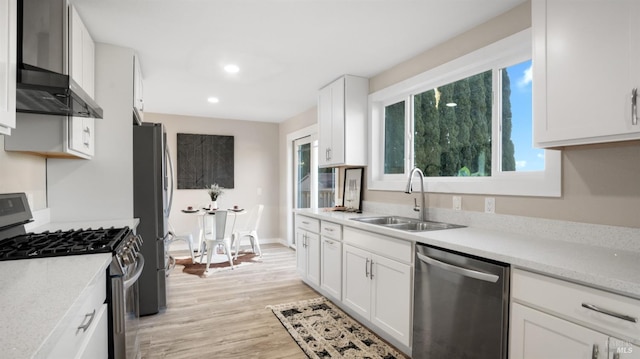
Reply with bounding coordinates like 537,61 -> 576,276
207,97 -> 219,104
224,64 -> 240,74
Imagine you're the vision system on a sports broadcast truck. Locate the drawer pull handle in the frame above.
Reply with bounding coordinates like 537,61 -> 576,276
302,221 -> 310,225
581,303 -> 638,323
591,344 -> 599,359
76,309 -> 96,334
324,228 -> 334,232
632,88 -> 638,126
365,258 -> 370,278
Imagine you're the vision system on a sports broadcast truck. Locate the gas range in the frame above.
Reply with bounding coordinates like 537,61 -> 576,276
0,226 -> 131,260
0,192 -> 143,358
0,225 -> 142,278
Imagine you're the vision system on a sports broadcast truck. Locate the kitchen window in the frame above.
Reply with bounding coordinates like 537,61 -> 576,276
369,29 -> 560,197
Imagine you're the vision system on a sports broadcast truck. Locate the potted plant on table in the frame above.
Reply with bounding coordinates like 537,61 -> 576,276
207,183 -> 224,210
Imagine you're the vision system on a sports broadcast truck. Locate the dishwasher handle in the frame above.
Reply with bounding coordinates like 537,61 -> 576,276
417,252 -> 500,283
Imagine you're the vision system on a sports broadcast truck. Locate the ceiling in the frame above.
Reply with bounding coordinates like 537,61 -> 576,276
70,0 -> 525,123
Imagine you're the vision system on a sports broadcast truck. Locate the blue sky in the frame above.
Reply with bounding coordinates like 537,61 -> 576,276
506,60 -> 544,171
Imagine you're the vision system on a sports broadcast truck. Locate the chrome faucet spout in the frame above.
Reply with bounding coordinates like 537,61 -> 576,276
406,168 -> 427,221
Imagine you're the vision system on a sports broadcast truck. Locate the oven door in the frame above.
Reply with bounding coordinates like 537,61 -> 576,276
112,253 -> 145,359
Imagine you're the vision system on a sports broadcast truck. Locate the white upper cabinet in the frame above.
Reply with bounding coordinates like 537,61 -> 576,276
318,75 -> 368,167
133,54 -> 144,124
533,0 -> 640,147
0,0 -> 16,135
69,5 -> 95,98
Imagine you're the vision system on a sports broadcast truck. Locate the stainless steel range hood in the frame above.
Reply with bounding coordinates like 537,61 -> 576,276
16,0 -> 103,119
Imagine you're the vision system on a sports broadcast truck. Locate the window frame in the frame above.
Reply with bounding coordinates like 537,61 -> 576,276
368,29 -> 561,197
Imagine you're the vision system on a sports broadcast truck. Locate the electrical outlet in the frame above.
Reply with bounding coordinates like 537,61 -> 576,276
484,197 -> 495,214
452,196 -> 462,211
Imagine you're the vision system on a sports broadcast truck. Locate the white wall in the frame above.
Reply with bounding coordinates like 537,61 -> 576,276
145,112 -> 280,243
0,137 -> 46,210
47,43 -> 135,222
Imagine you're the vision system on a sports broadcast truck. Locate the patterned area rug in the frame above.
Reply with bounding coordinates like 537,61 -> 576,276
173,250 -> 261,277
268,297 -> 408,359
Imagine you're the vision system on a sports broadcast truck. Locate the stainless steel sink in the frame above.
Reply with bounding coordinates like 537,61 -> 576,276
351,216 -> 464,232
351,216 -> 413,225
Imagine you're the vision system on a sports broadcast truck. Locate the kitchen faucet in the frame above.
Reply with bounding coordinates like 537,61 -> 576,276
405,167 -> 427,222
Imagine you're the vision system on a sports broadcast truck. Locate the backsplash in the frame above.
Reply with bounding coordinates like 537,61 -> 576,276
0,137 -> 47,210
363,201 -> 640,253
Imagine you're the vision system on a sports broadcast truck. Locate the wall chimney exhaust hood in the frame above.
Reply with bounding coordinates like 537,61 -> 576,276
16,0 -> 103,119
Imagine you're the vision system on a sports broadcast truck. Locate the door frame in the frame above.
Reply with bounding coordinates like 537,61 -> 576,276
285,124 -> 317,248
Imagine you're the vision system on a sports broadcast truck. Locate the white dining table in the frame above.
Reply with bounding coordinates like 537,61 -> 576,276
180,208 -> 246,264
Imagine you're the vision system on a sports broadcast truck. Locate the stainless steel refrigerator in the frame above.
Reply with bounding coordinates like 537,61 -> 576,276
133,122 -> 174,316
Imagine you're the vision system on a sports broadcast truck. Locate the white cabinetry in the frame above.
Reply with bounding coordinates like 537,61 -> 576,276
320,220 -> 342,300
318,75 -> 368,167
48,268 -> 108,359
68,4 -> 95,157
510,269 -> 640,359
295,215 -> 320,286
133,54 -> 144,124
342,227 -> 412,347
69,5 -> 94,98
532,0 -> 640,147
0,0 -> 16,135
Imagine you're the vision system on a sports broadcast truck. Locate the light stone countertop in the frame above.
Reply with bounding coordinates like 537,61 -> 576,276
0,217 -> 139,358
294,208 -> 640,300
0,253 -> 112,358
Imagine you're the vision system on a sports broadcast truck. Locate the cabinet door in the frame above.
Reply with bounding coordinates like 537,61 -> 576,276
306,231 -> 320,286
68,117 -> 94,157
318,82 -> 334,167
0,0 -> 16,135
370,254 -> 412,347
69,5 -> 95,98
329,77 -> 345,164
342,244 -> 371,319
320,237 -> 341,299
533,0 -> 640,147
133,55 -> 144,122
510,303 -> 608,359
69,6 -> 84,87
296,229 -> 307,278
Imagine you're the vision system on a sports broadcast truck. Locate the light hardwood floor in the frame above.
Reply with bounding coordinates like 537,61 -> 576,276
138,243 -> 319,358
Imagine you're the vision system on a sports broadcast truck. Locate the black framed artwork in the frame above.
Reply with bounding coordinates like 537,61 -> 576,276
343,167 -> 364,212
176,133 -> 234,189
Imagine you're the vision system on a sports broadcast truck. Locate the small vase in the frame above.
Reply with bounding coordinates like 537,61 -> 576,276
210,201 -> 218,210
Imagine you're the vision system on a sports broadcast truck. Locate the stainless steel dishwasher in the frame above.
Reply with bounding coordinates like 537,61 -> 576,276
413,243 -> 509,358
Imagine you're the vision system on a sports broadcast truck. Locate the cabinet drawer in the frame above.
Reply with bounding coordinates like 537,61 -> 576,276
48,269 -> 107,358
321,221 -> 342,241
343,227 -> 412,264
296,215 -> 320,233
512,269 -> 640,341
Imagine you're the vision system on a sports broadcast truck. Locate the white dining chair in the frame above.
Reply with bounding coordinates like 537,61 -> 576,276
232,204 -> 264,259
165,221 -> 195,265
201,210 -> 234,273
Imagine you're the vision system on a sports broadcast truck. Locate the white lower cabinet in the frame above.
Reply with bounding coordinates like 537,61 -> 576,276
321,237 -> 342,300
510,269 -> 640,359
511,302 -> 609,359
342,242 -> 412,347
296,228 -> 320,286
48,269 -> 108,359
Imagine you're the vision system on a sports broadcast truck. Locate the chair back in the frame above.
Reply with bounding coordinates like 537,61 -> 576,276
243,204 -> 264,232
215,210 -> 230,239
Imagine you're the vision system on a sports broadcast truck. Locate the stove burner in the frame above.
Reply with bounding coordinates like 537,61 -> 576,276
0,227 -> 130,260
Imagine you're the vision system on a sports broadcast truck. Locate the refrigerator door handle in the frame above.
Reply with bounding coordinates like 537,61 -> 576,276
165,144 -> 174,217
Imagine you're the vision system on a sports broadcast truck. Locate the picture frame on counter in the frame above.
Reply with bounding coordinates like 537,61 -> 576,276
343,167 -> 364,212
